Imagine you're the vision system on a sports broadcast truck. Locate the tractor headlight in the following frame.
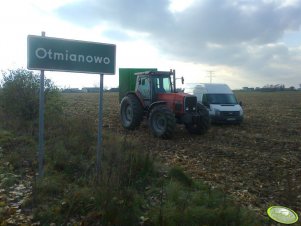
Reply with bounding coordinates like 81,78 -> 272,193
185,107 -> 189,111
193,107 -> 196,111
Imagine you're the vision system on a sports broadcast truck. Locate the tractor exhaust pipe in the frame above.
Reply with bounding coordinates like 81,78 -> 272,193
171,69 -> 176,92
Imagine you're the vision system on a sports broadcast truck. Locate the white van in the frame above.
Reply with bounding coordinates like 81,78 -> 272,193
184,83 -> 243,124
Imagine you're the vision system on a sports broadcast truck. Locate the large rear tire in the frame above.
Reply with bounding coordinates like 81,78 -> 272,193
149,105 -> 176,139
185,103 -> 210,134
120,94 -> 143,130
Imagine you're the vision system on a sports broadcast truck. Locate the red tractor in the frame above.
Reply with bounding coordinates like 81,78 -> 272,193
119,69 -> 210,138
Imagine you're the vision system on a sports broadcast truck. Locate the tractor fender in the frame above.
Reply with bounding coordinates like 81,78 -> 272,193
147,101 -> 167,118
122,91 -> 145,107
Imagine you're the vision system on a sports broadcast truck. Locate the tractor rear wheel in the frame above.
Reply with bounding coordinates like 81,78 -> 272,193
120,94 -> 143,130
149,105 -> 176,139
185,103 -> 210,134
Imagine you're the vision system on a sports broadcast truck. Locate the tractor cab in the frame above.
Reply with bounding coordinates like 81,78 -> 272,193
135,71 -> 173,106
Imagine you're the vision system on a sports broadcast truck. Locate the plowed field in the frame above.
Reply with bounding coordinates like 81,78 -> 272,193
64,91 -> 301,216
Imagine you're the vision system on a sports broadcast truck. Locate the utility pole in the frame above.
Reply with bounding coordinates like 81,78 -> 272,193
207,70 -> 215,83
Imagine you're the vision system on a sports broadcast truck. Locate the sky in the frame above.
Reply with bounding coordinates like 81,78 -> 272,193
1,0 -> 301,90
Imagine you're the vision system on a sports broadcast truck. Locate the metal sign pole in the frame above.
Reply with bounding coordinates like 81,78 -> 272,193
38,32 -> 46,178
96,73 -> 104,177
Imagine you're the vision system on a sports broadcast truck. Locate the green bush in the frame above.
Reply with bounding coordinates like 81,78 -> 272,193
0,130 -> 36,172
33,134 -> 153,225
149,178 -> 261,226
0,68 -> 63,134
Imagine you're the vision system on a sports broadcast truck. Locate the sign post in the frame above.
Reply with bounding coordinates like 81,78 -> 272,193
38,31 -> 45,178
96,74 -> 104,178
28,34 -> 116,178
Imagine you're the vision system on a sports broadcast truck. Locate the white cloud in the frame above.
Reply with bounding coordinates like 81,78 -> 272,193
168,0 -> 195,13
1,0 -> 301,89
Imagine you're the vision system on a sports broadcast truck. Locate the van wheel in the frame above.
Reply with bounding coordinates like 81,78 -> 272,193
185,103 -> 210,134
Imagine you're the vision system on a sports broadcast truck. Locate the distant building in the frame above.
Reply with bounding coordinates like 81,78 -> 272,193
107,87 -> 119,92
242,87 -> 254,91
62,87 -> 119,93
82,87 -> 99,93
61,88 -> 83,93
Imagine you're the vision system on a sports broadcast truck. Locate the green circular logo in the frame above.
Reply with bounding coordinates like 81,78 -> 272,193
267,206 -> 298,224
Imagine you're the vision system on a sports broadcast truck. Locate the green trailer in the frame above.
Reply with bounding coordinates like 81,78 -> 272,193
119,68 -> 157,102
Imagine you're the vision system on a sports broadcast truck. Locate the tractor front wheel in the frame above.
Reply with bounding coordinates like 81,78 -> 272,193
120,94 -> 143,130
149,105 -> 176,139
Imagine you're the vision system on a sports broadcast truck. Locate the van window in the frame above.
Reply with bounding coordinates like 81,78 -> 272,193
205,94 -> 238,104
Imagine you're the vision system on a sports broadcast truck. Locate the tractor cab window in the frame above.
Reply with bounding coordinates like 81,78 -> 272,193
137,77 -> 150,99
153,76 -> 172,93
